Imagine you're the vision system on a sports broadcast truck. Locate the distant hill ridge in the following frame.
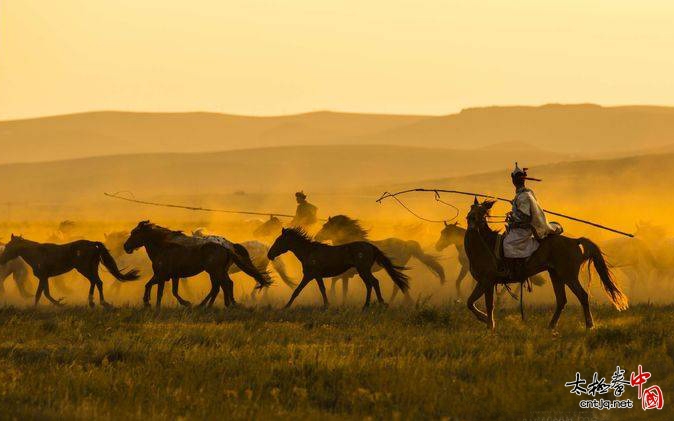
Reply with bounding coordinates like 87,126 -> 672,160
2,104 -> 674,163
0,144 -> 570,201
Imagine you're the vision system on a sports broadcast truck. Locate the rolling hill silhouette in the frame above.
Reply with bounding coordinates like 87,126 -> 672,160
3,104 -> 674,163
364,104 -> 674,154
0,144 -> 569,201
0,111 -> 426,164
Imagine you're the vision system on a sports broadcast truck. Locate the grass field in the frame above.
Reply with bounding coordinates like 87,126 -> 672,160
0,303 -> 672,420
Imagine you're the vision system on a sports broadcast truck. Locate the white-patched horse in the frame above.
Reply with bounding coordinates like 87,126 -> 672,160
192,229 -> 296,299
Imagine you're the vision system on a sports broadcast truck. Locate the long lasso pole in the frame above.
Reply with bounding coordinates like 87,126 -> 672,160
104,191 -> 300,219
377,188 -> 635,238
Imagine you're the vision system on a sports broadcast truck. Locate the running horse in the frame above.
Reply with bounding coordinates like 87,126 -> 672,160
0,234 -> 140,307
267,228 -> 409,309
123,221 -> 272,308
314,215 -> 444,303
464,198 -> 628,331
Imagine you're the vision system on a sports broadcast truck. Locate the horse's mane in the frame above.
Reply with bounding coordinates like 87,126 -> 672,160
326,215 -> 369,239
478,205 -> 501,235
284,227 -> 322,244
6,236 -> 39,247
141,221 -> 187,239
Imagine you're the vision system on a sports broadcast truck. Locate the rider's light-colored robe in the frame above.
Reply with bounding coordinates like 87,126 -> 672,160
503,187 -> 562,258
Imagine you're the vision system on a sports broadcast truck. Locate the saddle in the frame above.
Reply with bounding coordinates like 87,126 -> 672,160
495,233 -> 530,284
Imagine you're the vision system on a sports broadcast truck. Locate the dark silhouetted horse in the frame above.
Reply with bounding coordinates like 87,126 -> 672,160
464,199 -> 628,331
123,221 -> 272,308
267,228 -> 409,309
314,215 -> 443,303
0,234 -> 139,307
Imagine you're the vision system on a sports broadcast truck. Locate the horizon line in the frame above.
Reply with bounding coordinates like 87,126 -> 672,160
4,102 -> 674,123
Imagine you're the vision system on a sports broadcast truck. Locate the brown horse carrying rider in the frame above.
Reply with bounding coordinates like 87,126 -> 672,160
502,163 -> 563,281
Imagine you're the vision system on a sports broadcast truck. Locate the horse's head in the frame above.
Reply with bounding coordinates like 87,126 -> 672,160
466,197 -> 495,230
267,227 -> 310,260
314,216 -> 340,242
124,220 -> 153,254
435,221 -> 463,251
267,228 -> 291,260
0,234 -> 25,264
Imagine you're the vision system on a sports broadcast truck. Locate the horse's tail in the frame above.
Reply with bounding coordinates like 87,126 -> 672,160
231,243 -> 273,289
95,242 -> 140,281
374,247 -> 409,293
407,240 -> 446,284
578,238 -> 628,311
270,255 -> 296,288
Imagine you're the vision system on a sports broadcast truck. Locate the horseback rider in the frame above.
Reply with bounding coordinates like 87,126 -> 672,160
290,191 -> 318,229
502,163 -> 562,280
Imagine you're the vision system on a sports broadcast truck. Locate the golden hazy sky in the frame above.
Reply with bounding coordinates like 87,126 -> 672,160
2,1 -> 674,119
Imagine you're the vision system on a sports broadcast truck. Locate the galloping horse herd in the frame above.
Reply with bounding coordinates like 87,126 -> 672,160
0,198 -> 636,330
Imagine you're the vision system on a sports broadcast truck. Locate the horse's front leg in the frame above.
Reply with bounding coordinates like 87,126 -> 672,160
455,264 -> 469,301
485,284 -> 495,332
155,281 -> 166,309
143,276 -> 159,307
315,277 -> 329,309
284,275 -> 312,309
466,282 -> 488,324
171,277 -> 192,307
40,277 -> 64,306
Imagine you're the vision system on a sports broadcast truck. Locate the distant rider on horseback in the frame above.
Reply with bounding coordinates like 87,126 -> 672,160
503,163 -> 562,280
291,191 -> 318,229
